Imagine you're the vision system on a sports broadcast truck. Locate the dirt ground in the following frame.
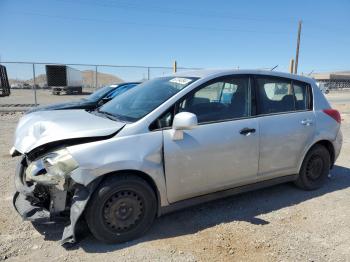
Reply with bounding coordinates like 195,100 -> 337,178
0,89 -> 92,109
0,97 -> 349,261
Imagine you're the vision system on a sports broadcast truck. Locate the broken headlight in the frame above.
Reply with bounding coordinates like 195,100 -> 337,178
42,149 -> 79,178
26,148 -> 79,186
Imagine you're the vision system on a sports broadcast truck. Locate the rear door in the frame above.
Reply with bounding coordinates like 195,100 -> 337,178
162,75 -> 260,203
255,75 -> 315,178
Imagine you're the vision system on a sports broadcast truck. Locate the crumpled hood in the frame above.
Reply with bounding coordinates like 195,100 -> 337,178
14,110 -> 125,154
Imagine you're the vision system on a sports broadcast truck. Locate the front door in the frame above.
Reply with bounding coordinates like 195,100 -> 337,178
163,75 -> 260,203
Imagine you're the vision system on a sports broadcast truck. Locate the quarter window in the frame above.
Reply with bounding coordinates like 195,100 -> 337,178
149,106 -> 175,130
179,77 -> 250,124
293,82 -> 310,110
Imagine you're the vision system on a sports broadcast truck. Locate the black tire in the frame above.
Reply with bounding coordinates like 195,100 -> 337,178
295,144 -> 330,190
85,174 -> 157,243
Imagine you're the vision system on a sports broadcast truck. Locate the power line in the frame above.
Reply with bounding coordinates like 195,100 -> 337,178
53,0 -> 350,37
54,0 -> 300,24
9,11 -> 294,35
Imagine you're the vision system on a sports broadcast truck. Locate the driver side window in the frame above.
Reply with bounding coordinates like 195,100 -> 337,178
179,76 -> 251,124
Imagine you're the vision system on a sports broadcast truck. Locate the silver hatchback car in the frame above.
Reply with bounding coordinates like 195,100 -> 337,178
11,70 -> 342,245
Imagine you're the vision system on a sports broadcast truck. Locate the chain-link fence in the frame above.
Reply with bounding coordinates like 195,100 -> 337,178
0,61 -> 199,108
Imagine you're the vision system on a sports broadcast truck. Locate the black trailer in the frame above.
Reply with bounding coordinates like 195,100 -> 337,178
46,65 -> 83,95
0,65 -> 11,97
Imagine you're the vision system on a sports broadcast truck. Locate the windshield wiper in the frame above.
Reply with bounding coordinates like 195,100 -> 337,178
96,109 -> 120,121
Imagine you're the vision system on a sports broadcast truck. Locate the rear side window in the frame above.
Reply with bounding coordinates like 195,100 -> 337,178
256,77 -> 294,114
293,81 -> 311,110
256,76 -> 312,114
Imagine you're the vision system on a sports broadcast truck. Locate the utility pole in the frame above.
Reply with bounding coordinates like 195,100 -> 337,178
95,65 -> 98,89
32,64 -> 37,106
294,20 -> 302,74
289,59 -> 295,74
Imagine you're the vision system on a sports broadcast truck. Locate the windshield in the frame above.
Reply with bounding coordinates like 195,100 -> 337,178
86,85 -> 115,101
99,76 -> 198,122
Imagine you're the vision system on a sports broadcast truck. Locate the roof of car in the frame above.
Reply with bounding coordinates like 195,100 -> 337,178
173,69 -> 315,84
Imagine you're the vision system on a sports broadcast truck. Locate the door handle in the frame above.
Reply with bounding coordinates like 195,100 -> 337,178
240,128 -> 256,135
301,119 -> 313,126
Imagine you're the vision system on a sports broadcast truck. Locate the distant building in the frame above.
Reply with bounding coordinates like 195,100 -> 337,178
311,71 -> 350,89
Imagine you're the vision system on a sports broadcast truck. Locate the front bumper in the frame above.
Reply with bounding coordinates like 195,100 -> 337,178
13,156 -> 101,245
13,191 -> 50,223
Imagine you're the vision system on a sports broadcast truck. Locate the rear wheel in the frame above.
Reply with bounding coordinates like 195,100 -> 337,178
295,144 -> 330,190
85,174 -> 157,243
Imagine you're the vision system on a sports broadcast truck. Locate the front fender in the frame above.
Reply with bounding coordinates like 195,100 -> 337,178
67,131 -> 169,207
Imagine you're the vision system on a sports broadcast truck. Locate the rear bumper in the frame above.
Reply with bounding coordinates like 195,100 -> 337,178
333,128 -> 343,163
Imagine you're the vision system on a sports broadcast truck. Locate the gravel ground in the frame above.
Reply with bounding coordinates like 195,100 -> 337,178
0,104 -> 349,261
0,89 -> 91,109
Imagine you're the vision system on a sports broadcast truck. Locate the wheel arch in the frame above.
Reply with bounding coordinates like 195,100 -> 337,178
315,140 -> 335,167
298,139 -> 335,173
92,169 -> 162,217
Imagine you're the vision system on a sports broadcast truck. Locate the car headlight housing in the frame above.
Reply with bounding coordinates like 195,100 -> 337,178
26,148 -> 79,186
42,149 -> 78,178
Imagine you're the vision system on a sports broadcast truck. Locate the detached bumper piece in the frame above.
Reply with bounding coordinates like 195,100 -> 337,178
13,157 -> 101,246
61,183 -> 98,245
13,192 -> 50,223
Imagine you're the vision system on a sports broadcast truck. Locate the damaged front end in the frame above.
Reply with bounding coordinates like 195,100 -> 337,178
13,151 -> 101,245
11,109 -> 126,245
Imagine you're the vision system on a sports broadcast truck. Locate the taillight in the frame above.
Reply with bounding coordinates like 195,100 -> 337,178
323,109 -> 341,124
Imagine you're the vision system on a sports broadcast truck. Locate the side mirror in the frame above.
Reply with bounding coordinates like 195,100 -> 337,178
171,112 -> 198,140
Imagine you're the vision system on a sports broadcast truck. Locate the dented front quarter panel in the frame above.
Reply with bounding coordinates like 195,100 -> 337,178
67,130 -> 169,207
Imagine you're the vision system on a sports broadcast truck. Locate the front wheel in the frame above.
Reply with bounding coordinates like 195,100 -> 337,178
85,175 -> 157,243
295,144 -> 331,190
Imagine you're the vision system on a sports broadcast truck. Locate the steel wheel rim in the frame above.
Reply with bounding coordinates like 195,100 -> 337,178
102,190 -> 144,233
306,155 -> 324,181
